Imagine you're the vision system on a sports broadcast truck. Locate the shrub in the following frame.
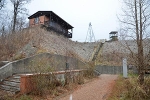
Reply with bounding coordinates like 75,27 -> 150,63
13,52 -> 26,60
83,61 -> 96,79
124,78 -> 148,99
32,74 -> 61,96
109,75 -> 150,100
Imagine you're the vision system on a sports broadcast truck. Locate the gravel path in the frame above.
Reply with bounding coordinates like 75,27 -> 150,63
60,74 -> 118,100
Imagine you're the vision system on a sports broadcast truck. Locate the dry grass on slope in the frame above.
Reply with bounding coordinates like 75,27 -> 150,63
96,40 -> 150,66
40,31 -> 99,61
0,28 -> 36,61
0,26 -> 99,62
33,27 -> 99,61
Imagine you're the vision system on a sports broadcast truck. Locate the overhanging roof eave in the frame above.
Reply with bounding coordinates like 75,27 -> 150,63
28,11 -> 74,29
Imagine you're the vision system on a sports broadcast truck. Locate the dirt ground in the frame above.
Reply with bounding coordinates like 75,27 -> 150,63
59,74 -> 118,100
0,74 -> 118,100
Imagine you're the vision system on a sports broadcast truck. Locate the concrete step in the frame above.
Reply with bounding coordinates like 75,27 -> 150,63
0,85 -> 20,91
3,81 -> 20,87
4,75 -> 20,82
0,86 -> 20,94
12,76 -> 20,79
4,78 -> 20,83
8,75 -> 21,79
0,74 -> 21,94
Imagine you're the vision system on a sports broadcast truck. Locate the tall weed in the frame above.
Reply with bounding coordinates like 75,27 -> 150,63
109,75 -> 150,100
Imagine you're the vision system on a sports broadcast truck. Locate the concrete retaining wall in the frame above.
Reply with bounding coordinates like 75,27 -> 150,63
0,61 -> 10,67
12,53 -> 87,73
0,53 -> 88,81
0,62 -> 13,81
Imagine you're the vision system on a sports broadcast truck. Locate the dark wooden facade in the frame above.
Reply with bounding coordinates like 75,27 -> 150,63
109,31 -> 118,41
28,11 -> 73,38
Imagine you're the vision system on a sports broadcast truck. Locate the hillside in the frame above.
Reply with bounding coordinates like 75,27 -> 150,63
95,40 -> 150,66
1,25 -> 149,66
1,26 -> 99,62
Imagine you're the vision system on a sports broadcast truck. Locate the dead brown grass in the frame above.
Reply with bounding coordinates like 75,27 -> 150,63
0,26 -> 97,62
0,28 -> 35,61
96,52 -> 125,66
108,75 -> 150,100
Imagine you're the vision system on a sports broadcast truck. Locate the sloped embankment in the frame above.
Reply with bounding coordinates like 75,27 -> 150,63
14,26 -> 99,62
95,40 -> 150,66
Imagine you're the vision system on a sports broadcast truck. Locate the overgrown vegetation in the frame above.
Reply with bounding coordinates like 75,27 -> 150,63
22,58 -> 96,99
119,0 -> 150,84
82,61 -> 96,79
14,68 -> 96,100
0,29 -> 34,61
0,56 -> 96,100
108,74 -> 150,100
29,67 -> 96,97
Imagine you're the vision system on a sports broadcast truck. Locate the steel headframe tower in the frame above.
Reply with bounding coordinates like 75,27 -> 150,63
85,22 -> 96,42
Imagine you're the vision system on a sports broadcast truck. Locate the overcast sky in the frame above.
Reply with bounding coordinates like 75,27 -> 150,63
27,0 -> 121,42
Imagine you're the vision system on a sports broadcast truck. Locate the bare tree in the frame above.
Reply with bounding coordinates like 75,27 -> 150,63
0,12 -> 12,36
119,0 -> 150,84
0,0 -> 6,10
10,0 -> 31,32
15,15 -> 28,31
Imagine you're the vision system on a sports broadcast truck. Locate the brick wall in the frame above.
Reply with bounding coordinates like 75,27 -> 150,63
20,74 -> 36,94
29,15 -> 49,27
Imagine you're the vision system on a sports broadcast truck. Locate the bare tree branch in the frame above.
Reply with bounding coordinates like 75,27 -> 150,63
10,0 -> 31,32
0,0 -> 6,10
119,0 -> 150,84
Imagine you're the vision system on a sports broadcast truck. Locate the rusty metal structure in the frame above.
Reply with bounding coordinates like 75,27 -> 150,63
28,11 -> 73,38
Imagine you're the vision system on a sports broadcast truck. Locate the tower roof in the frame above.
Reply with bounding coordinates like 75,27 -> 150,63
28,11 -> 73,29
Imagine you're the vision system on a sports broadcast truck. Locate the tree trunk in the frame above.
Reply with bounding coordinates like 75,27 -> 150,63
138,43 -> 145,84
12,13 -> 17,32
12,1 -> 19,33
138,0 -> 145,85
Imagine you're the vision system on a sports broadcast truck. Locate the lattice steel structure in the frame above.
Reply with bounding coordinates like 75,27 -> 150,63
85,22 -> 95,42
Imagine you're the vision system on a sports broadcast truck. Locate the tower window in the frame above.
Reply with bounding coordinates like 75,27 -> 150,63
34,17 -> 39,24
